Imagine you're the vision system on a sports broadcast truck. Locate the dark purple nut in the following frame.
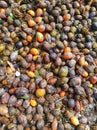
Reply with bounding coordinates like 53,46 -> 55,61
68,88 -> 74,94
56,41 -> 64,49
8,25 -> 15,32
36,57 -> 43,63
37,105 -> 43,114
43,54 -> 50,63
9,107 -> 16,116
68,99 -> 75,108
50,52 -> 57,60
3,37 -> 12,43
26,54 -> 33,62
47,113 -> 54,123
79,116 -> 88,124
8,95 -> 17,106
85,42 -> 92,49
63,26 -> 70,32
0,88 -> 5,96
75,100 -> 81,112
55,57 -> 62,66
40,79 -> 47,88
36,119 -> 44,130
29,83 -> 36,93
21,74 -> 30,82
35,77 -> 42,84
73,1 -> 80,8
15,87 -> 28,96
69,77 -> 81,87
47,77 -> 57,85
26,106 -> 33,114
13,78 -> 20,87
84,65 -> 94,73
61,33 -> 68,41
18,114 -> 27,127
1,92 -> 10,104
46,85 -> 56,94
24,28 -> 33,34
37,97 -> 46,104
0,67 -> 6,75
58,16 -> 63,22
42,41 -> 51,50
20,59 -> 30,68
68,59 -> 76,67
85,54 -> 94,63
69,69 -> 75,78
23,100 -> 30,109
0,1 -> 8,8
75,86 -> 85,95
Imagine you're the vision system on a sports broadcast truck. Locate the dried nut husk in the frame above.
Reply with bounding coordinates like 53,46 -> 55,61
0,44 -> 5,52
0,105 -> 8,115
59,66 -> 68,77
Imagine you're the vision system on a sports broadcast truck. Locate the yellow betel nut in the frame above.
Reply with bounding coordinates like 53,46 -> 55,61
70,116 -> 79,126
82,71 -> 88,77
27,71 -> 35,78
28,10 -> 35,16
30,48 -> 39,56
36,89 -> 46,97
30,99 -> 37,107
